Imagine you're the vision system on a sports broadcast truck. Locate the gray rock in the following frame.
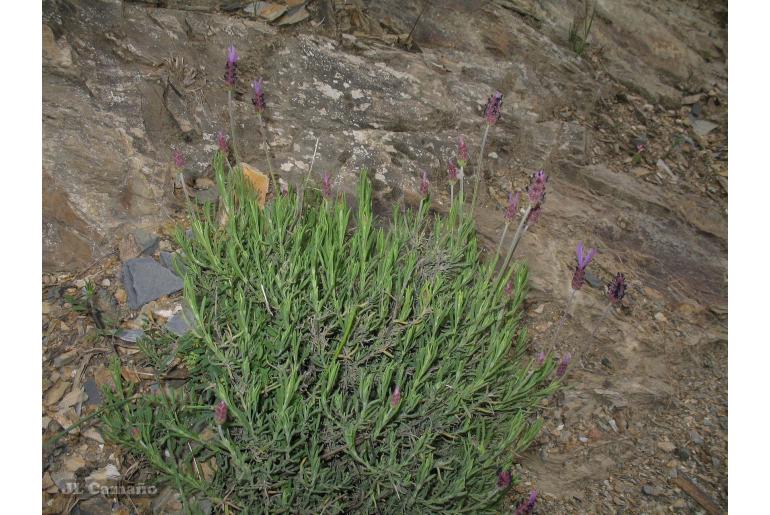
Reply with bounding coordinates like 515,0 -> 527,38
83,378 -> 103,406
53,349 -> 78,368
133,228 -> 159,256
116,328 -> 145,342
122,258 -> 183,309
165,303 -> 195,336
656,159 -> 677,181
689,430 -> 704,445
193,187 -> 219,204
159,251 -> 187,276
159,251 -> 175,270
681,93 -> 704,105
692,119 -> 718,137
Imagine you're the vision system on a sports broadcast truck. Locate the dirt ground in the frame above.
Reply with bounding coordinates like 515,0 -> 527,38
42,1 -> 727,513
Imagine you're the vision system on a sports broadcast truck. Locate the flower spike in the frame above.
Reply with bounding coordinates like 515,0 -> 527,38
484,91 -> 503,125
224,45 -> 238,87
607,273 -> 627,304
420,170 -> 430,198
457,135 -> 468,168
214,400 -> 228,425
571,241 -> 597,291
505,191 -> 520,222
322,172 -> 332,199
251,78 -> 266,113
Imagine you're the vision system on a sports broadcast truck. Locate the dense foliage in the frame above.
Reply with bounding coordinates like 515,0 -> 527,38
102,156 -> 561,513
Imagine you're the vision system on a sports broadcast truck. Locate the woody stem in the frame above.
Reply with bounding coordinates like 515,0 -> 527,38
499,205 -> 531,275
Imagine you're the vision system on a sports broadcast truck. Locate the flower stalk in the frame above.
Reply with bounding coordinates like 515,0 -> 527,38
470,92 -> 502,215
551,241 -> 596,346
499,171 -> 548,273
224,46 -> 242,163
457,135 -> 468,203
172,149 -> 191,201
497,191 -> 520,256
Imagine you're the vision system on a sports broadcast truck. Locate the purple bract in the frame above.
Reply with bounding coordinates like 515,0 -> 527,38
420,170 -> 430,198
607,272 -> 627,304
224,45 -> 238,87
556,353 -> 571,378
484,91 -> 503,125
571,241 -> 597,290
214,400 -> 228,425
391,385 -> 401,407
505,191 -> 520,221
251,78 -> 266,113
497,469 -> 512,488
457,135 -> 468,167
514,489 -> 538,515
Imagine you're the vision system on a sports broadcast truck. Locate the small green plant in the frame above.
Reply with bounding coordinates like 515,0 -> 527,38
101,154 -> 562,513
568,0 -> 597,56
63,280 -> 96,314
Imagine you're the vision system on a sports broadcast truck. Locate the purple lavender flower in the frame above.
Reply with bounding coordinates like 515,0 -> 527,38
537,351 -> 545,366
514,489 -> 538,515
217,131 -> 229,153
484,91 -> 503,125
636,143 -> 645,153
527,170 -> 548,205
214,400 -> 228,425
526,204 -> 542,225
172,149 -> 185,168
457,135 -> 468,168
447,159 -> 458,182
505,191 -> 520,222
504,279 -> 513,297
251,78 -> 266,114
130,427 -> 141,441
322,172 -> 332,199
224,45 -> 238,87
391,385 -> 401,407
571,241 -> 597,291
607,273 -> 627,304
497,468 -> 512,488
419,170 -> 430,198
556,353 -> 571,378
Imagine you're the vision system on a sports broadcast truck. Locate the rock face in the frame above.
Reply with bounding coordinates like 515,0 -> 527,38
42,0 -> 725,272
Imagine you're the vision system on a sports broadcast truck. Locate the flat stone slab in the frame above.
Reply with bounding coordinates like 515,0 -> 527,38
159,251 -> 187,276
122,258 -> 183,309
692,119 -> 718,137
116,328 -> 145,342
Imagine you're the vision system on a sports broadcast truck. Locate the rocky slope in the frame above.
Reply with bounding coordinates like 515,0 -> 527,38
42,0 -> 727,512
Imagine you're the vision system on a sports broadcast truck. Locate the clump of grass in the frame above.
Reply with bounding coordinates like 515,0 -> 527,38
100,154 -> 562,513
568,0 -> 597,56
